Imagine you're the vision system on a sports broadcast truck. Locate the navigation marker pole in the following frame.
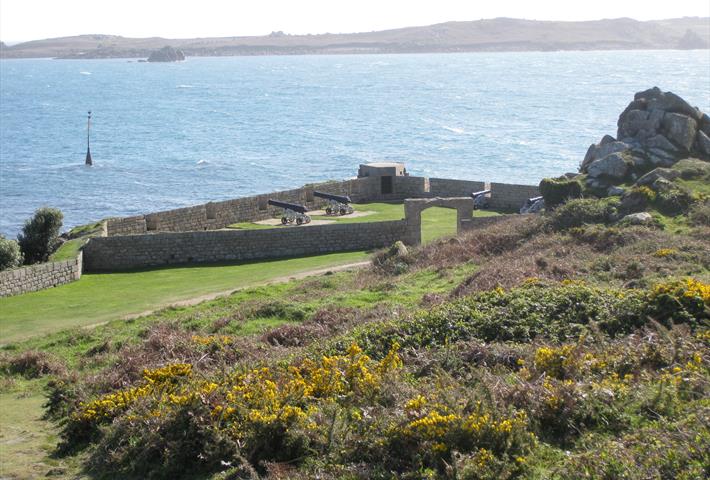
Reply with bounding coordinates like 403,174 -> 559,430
85,110 -> 93,166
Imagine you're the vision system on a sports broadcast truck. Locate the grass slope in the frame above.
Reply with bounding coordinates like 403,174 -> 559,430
0,251 -> 369,343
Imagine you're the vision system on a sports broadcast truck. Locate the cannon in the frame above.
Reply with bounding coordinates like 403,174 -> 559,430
471,189 -> 491,210
313,191 -> 354,215
520,196 -> 545,214
268,199 -> 312,225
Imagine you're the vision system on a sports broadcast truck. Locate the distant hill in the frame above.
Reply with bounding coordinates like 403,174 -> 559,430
1,17 -> 708,59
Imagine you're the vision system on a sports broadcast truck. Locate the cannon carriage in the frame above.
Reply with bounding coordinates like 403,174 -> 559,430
470,189 -> 491,210
267,199 -> 312,225
313,191 -> 354,216
520,196 -> 545,214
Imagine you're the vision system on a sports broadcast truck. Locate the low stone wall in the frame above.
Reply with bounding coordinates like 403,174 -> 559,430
107,215 -> 147,236
429,178 -> 487,198
0,252 -> 83,297
83,221 -> 415,272
488,182 -> 540,212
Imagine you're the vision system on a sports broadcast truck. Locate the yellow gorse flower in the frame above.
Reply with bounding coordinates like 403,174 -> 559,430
191,334 -> 233,346
78,362 -> 194,421
652,278 -> 710,304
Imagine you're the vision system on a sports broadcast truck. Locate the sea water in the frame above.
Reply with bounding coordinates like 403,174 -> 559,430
1,50 -> 708,236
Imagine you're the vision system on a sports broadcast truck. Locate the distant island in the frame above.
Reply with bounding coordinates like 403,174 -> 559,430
1,17 -> 708,59
146,45 -> 185,62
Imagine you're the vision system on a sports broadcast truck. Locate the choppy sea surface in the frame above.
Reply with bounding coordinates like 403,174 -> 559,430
1,51 -> 709,236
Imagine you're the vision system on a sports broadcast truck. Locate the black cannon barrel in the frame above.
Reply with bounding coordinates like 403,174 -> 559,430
313,191 -> 352,204
471,189 -> 491,199
268,199 -> 309,214
524,196 -> 544,206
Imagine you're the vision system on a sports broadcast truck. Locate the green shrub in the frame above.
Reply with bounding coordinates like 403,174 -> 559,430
0,350 -> 66,378
0,235 -> 22,271
250,300 -> 311,321
547,198 -> 619,231
655,185 -> 694,216
341,280 -> 707,359
373,241 -> 413,275
552,409 -> 710,480
341,283 -> 646,358
688,200 -> 710,227
539,177 -> 583,208
17,207 -> 63,264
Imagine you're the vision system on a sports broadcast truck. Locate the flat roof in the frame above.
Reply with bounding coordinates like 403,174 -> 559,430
360,162 -> 405,168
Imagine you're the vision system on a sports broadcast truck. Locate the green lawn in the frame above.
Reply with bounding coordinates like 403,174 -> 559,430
49,237 -> 86,261
227,202 -> 407,230
311,202 -> 406,224
228,201 -> 501,241
0,251 -> 368,344
50,220 -> 105,262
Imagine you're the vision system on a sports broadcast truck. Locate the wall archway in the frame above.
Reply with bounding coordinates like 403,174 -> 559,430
404,197 -> 473,245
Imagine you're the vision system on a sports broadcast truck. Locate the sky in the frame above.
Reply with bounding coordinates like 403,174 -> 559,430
1,0 -> 709,43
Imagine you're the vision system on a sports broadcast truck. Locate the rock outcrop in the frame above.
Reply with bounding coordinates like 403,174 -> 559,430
622,212 -> 653,225
147,46 -> 185,62
580,87 -> 709,190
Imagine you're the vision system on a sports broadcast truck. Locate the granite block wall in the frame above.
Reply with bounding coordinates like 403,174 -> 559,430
429,178 -> 487,198
106,215 -> 147,236
83,221 -> 415,272
0,252 -> 83,297
488,183 -> 541,212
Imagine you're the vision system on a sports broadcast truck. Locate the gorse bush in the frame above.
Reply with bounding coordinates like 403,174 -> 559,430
688,200 -> 710,226
17,207 -> 63,264
341,282 -> 658,358
65,344 -> 404,477
654,184 -> 694,216
539,177 -> 583,208
43,277 -> 709,479
547,198 -> 619,231
0,235 -> 22,271
0,350 -> 66,378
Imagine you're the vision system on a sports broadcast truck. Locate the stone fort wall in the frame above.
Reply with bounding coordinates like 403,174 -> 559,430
1,173 -> 539,295
106,176 -> 538,236
0,252 -> 83,298
85,220 -> 416,272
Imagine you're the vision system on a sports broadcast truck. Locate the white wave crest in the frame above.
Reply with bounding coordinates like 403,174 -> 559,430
442,125 -> 465,134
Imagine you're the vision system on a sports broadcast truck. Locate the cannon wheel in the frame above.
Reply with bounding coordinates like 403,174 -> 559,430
296,217 -> 304,225
339,207 -> 348,215
281,217 -> 288,225
325,207 -> 332,215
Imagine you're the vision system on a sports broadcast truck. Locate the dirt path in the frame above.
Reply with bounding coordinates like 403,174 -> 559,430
79,260 -> 371,330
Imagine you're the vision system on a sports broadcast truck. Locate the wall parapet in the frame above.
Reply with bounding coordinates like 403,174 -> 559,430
0,252 -> 83,298
83,221 -> 416,272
